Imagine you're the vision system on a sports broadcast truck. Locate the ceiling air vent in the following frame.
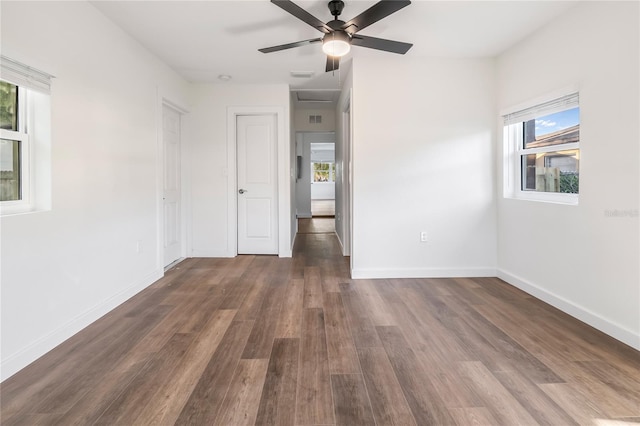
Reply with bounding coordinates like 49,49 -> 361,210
309,115 -> 322,124
290,71 -> 315,78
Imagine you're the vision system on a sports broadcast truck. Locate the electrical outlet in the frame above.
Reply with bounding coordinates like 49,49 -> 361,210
420,231 -> 428,242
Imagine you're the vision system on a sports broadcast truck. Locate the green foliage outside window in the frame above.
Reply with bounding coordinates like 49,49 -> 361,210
313,162 -> 335,182
560,172 -> 579,194
0,81 -> 18,131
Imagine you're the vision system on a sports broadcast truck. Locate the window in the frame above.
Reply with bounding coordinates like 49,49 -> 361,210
312,162 -> 335,182
0,56 -> 52,215
503,92 -> 579,204
1,81 -> 28,203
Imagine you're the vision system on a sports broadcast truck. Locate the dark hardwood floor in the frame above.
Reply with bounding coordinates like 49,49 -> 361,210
2,219 -> 639,425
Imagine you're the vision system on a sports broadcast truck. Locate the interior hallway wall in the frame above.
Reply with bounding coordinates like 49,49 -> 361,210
350,56 -> 497,279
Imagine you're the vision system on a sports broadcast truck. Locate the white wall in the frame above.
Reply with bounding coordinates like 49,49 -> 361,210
294,108 -> 336,133
496,2 -> 639,349
186,83 -> 291,257
311,184 -> 335,200
0,1 -> 191,380
351,56 -> 497,278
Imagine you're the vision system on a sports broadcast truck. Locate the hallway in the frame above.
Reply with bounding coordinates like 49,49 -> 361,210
1,219 -> 639,425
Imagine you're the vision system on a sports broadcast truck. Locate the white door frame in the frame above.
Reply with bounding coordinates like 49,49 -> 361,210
156,96 -> 189,272
341,91 -> 353,264
226,106 -> 291,258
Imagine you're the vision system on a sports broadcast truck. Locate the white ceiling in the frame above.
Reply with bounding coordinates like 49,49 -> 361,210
91,0 -> 578,90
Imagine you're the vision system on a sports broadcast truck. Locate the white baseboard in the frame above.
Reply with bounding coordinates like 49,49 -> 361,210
335,231 -> 345,255
497,269 -> 640,351
279,249 -> 293,258
190,249 -> 234,258
1,268 -> 164,382
351,267 -> 496,279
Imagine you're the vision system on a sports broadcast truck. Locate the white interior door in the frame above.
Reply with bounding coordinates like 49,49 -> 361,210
237,114 -> 278,255
163,104 -> 182,266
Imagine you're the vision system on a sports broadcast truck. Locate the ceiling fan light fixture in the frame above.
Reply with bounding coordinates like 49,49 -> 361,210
322,31 -> 351,57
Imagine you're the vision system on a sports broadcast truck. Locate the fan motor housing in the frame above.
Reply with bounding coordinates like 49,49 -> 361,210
327,20 -> 347,31
328,0 -> 345,18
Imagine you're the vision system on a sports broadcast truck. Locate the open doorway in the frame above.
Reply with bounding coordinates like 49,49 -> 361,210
310,142 -> 335,218
295,132 -> 335,218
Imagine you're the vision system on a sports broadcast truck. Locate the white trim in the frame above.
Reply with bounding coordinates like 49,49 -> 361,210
0,131 -> 31,215
0,268 -> 164,381
511,190 -> 579,205
497,269 -> 640,351
503,92 -> 579,125
499,85 -> 580,118
155,88 -> 190,273
351,267 -> 497,280
190,249 -> 234,258
227,106 -> 291,258
0,55 -> 53,94
518,142 -> 579,156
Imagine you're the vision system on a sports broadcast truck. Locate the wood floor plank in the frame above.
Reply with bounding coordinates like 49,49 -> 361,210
452,296 -> 565,384
175,320 -> 254,425
255,338 -> 300,426
241,278 -> 287,359
357,346 -> 417,425
331,374 -> 376,426
215,359 -> 269,426
376,326 -> 457,425
131,309 -> 237,425
93,332 -> 195,425
303,266 -> 323,308
383,282 -> 470,364
296,308 -> 334,425
539,382 -> 608,425
554,360 -> 640,418
353,279 -> 396,326
320,258 -> 342,293
323,292 -> 360,374
234,258 -> 276,320
448,407 -> 499,426
25,305 -> 173,417
339,281 -> 382,348
493,370 -> 578,425
458,361 -> 539,425
274,278 -> 304,338
0,315 -> 140,422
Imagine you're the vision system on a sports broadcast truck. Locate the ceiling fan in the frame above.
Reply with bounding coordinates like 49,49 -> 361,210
259,0 -> 413,72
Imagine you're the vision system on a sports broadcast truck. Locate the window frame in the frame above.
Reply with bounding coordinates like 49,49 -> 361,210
502,90 -> 580,205
0,56 -> 53,216
1,85 -> 32,211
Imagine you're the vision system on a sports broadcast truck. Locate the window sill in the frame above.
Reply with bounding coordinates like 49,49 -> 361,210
0,202 -> 40,217
505,191 -> 579,205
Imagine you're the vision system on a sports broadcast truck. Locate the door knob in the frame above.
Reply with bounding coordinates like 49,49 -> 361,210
238,189 -> 248,194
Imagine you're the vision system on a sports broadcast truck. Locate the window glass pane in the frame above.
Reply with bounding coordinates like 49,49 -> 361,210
521,149 -> 579,193
1,139 -> 21,201
313,162 -> 334,182
524,107 -> 579,149
314,171 -> 330,182
0,81 -> 18,131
